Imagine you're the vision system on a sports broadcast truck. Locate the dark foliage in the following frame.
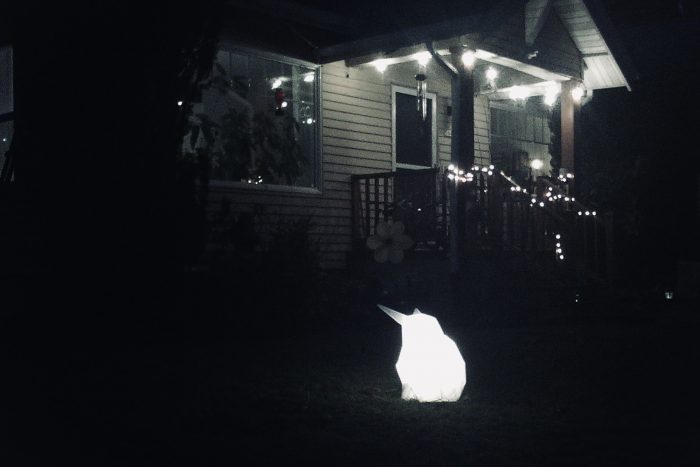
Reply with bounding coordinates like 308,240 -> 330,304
572,17 -> 700,290
5,1 -> 222,275
201,198 -> 321,324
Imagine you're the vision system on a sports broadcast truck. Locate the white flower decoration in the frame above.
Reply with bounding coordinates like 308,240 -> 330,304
366,221 -> 414,263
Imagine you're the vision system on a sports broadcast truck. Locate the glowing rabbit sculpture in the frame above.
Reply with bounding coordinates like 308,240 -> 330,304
378,305 -> 466,402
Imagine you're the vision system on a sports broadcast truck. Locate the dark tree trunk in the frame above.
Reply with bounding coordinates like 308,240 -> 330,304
9,2 -> 221,275
4,4 -> 222,462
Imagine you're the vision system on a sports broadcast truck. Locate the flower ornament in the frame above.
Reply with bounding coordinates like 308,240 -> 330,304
366,221 -> 414,263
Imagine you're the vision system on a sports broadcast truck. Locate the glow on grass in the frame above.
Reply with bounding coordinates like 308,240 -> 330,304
378,305 -> 466,402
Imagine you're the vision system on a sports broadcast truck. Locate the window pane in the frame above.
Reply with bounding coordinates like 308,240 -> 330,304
489,103 -> 552,177
0,46 -> 12,115
491,108 -> 502,136
185,50 -> 318,187
517,113 -> 527,140
396,92 -> 432,167
525,115 -> 534,142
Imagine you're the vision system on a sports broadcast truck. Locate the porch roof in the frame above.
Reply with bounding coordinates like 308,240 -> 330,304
224,0 -> 635,92
553,0 -> 636,90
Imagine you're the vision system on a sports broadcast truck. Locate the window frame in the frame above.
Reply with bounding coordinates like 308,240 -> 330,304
202,43 -> 323,194
391,85 -> 437,171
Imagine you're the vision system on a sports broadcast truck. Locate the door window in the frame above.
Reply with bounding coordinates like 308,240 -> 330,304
392,86 -> 436,170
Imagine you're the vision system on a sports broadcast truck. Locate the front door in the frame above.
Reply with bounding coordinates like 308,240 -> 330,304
391,86 -> 439,246
392,86 -> 436,170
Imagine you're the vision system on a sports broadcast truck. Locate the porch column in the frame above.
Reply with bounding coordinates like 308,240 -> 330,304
449,47 -> 475,274
560,80 -> 579,189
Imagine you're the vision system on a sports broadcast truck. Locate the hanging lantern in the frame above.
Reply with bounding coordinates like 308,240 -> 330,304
415,73 -> 427,120
274,88 -> 285,115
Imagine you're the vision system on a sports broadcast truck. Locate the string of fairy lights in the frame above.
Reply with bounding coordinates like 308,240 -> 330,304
369,48 -> 588,113
445,162 -> 599,261
555,233 -> 565,261
366,49 -> 592,263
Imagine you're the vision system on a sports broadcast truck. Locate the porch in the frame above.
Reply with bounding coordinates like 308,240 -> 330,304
350,166 -> 614,294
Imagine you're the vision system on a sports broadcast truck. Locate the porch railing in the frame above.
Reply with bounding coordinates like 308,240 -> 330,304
351,168 -> 448,250
351,167 -> 615,283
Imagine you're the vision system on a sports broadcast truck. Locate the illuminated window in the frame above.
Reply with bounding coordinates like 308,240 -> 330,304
183,48 -> 319,188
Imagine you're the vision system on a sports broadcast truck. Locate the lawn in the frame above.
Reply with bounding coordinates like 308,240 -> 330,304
4,275 -> 699,466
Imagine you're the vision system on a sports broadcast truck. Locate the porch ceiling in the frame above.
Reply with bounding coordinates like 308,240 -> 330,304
346,46 -> 572,85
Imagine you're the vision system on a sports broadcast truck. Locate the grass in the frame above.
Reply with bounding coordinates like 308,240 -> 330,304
3,273 -> 699,466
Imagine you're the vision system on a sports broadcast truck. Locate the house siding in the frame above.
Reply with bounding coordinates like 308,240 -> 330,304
207,60 -> 491,269
530,8 -> 582,79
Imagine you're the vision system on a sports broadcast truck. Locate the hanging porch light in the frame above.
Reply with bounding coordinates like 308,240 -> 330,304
372,58 -> 390,73
461,49 -> 476,69
530,158 -> 544,170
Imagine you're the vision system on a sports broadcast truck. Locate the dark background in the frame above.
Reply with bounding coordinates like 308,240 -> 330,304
1,1 -> 698,465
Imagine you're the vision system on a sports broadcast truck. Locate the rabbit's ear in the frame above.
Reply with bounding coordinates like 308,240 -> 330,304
413,308 -> 422,315
377,304 -> 405,325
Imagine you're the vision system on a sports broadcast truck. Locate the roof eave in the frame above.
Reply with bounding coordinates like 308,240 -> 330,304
581,0 -> 638,91
315,14 -> 485,64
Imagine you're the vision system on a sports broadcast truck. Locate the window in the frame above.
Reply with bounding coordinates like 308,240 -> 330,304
392,86 -> 437,170
490,103 -> 551,180
183,48 -> 319,188
0,45 -> 13,181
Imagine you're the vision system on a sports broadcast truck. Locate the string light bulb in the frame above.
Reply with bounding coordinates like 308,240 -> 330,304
414,51 -> 431,67
509,85 -> 529,100
372,59 -> 389,73
571,85 -> 585,103
530,159 -> 543,170
543,81 -> 560,106
462,50 -> 476,68
486,67 -> 498,82
447,164 -> 470,183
